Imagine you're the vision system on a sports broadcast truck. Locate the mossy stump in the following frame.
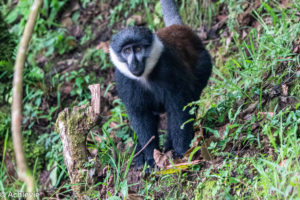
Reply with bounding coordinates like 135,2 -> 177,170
56,84 -> 101,199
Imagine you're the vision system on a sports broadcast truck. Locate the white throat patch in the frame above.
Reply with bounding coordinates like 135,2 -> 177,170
109,35 -> 164,80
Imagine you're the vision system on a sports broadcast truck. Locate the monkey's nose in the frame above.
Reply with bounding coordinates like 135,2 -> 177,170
131,69 -> 143,76
130,64 -> 144,76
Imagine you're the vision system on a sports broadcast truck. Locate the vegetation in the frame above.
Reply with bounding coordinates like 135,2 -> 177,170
0,0 -> 299,199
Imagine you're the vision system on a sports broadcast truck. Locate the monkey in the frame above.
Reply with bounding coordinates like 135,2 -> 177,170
109,0 -> 212,169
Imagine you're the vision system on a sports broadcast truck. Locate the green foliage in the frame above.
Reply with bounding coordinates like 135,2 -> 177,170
251,110 -> 299,199
81,48 -> 110,69
180,0 -> 219,28
0,0 -> 80,195
64,68 -> 98,102
109,0 -> 154,28
0,109 -> 10,138
0,13 -> 15,61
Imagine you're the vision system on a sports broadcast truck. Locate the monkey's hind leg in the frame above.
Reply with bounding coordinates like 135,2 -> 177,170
167,108 -> 194,158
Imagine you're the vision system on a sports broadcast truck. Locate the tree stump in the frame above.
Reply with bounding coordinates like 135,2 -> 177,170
56,84 -> 101,199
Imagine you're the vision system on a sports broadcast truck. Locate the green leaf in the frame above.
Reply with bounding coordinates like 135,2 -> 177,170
120,180 -> 128,198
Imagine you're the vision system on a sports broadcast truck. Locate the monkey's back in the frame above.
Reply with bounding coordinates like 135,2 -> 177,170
157,25 -> 206,70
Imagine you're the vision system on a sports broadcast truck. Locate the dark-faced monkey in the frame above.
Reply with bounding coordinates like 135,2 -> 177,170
109,0 -> 212,169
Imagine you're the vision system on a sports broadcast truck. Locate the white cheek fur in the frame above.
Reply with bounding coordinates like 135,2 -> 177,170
143,35 -> 164,78
109,47 -> 139,80
109,35 -> 164,81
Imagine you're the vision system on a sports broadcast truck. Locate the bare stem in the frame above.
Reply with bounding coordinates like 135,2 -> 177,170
11,0 -> 42,198
133,136 -> 155,159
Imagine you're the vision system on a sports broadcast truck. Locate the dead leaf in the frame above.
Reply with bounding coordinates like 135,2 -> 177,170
126,15 -> 144,26
60,17 -> 73,29
213,15 -> 228,31
109,121 -> 118,128
280,96 -> 288,103
282,84 -> 288,96
225,32 -> 233,48
60,84 -> 72,95
90,148 -> 98,157
293,45 -> 299,54
73,26 -> 83,38
242,30 -> 248,39
217,15 -> 228,22
217,124 -> 228,139
259,112 -> 274,118
251,122 -> 260,130
61,0 -> 80,18
280,0 -> 290,9
97,41 -> 110,53
192,128 -> 204,147
279,159 -> 288,167
87,135 -> 102,143
153,149 -> 172,168
125,139 -> 134,150
201,137 -> 217,161
238,0 -> 260,24
209,15 -> 228,39
128,193 -> 144,200
240,101 -> 260,118
244,113 -> 252,121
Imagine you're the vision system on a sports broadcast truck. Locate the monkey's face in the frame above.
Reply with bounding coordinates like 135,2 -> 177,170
110,26 -> 163,80
121,44 -> 148,76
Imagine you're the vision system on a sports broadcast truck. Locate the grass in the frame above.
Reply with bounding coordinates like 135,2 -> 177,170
0,0 -> 299,199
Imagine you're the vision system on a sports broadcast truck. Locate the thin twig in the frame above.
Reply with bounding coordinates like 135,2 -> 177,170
11,0 -> 42,198
133,136 -> 155,158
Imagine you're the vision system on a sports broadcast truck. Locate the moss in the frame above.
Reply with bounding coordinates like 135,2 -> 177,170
55,108 -> 68,133
56,107 -> 95,169
55,106 -> 99,198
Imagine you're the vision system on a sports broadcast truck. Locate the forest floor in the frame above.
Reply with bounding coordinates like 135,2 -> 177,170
0,0 -> 299,199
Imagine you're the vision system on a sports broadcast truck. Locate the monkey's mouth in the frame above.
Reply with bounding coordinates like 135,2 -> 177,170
129,64 -> 145,77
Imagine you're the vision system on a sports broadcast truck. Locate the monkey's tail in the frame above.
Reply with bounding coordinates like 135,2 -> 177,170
160,0 -> 183,27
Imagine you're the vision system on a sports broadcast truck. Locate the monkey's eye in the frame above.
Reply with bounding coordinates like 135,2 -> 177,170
135,46 -> 142,52
123,48 -> 131,55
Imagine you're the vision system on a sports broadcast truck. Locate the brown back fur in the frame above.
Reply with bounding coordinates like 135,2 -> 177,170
156,25 -> 204,70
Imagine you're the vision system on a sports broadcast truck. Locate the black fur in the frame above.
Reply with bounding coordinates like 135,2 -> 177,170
110,26 -> 153,54
114,40 -> 212,167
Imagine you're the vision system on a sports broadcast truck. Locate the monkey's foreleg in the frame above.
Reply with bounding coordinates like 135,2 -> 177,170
128,110 -> 160,167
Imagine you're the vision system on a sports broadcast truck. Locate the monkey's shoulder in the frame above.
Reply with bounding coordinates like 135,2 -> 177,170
156,25 -> 205,69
